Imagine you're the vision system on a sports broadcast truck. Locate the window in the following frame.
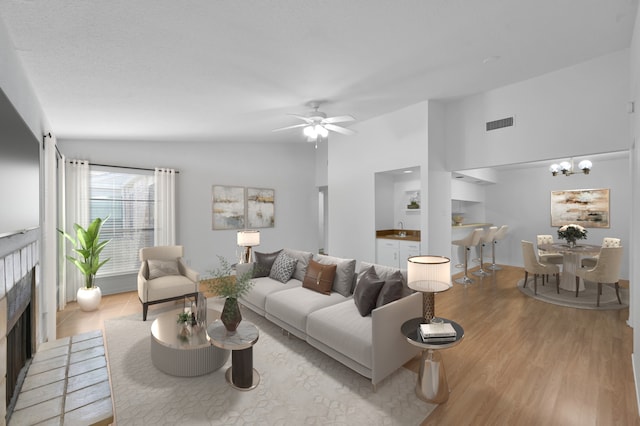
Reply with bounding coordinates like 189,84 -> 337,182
89,167 -> 154,276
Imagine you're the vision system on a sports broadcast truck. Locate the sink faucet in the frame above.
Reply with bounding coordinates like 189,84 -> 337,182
397,222 -> 406,237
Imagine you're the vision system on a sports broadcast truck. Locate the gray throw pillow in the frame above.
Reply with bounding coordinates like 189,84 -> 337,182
315,254 -> 356,297
269,252 -> 298,283
376,270 -> 404,308
353,266 -> 385,317
253,249 -> 282,278
283,249 -> 313,281
147,259 -> 180,280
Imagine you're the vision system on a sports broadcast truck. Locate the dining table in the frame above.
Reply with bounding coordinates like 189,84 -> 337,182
537,243 -> 601,292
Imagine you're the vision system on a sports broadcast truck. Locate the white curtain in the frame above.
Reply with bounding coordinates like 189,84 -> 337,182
155,168 -> 176,246
60,158 -> 90,307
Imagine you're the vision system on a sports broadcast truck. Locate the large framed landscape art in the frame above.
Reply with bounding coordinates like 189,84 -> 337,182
212,185 -> 245,230
550,188 -> 610,228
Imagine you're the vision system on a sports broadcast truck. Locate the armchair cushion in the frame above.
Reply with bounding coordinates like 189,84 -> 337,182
147,259 -> 181,280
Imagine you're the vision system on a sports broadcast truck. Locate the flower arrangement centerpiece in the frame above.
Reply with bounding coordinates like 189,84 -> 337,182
557,224 -> 587,247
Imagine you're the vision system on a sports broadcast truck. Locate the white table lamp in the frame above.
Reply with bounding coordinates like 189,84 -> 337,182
237,230 -> 260,263
407,255 -> 452,322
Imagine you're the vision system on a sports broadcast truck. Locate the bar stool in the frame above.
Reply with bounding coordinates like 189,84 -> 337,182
487,225 -> 509,271
473,226 -> 498,277
452,228 -> 484,285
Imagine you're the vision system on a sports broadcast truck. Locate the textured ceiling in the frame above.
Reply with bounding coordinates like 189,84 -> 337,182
0,0 -> 637,143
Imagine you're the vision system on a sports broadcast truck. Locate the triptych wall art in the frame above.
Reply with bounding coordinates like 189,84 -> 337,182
550,188 -> 610,228
212,185 -> 275,230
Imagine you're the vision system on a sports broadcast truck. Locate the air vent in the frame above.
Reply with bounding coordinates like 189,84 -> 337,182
486,116 -> 514,131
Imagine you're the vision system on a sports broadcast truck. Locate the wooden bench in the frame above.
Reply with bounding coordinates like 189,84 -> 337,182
9,329 -> 113,425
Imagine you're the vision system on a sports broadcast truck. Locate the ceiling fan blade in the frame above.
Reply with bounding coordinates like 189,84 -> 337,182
322,115 -> 355,124
288,114 -> 314,123
324,123 -> 356,135
272,123 -> 307,132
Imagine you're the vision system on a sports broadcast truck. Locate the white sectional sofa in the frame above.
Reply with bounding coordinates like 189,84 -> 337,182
237,248 -> 422,387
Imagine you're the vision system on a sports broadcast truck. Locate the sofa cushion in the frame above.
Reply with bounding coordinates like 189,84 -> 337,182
307,300 -> 374,369
315,254 -> 356,297
239,276 -> 301,316
253,249 -> 282,278
147,259 -> 181,280
283,249 -> 313,282
376,270 -> 404,308
353,266 -> 385,317
269,252 -> 297,283
358,261 -> 412,297
145,275 -> 196,302
302,259 -> 337,295
265,286 -> 349,337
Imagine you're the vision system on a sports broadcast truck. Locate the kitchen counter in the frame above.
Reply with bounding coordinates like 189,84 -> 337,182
376,229 -> 421,242
451,222 -> 492,229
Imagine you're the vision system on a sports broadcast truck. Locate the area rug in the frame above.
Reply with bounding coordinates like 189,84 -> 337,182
516,277 -> 628,310
104,306 -> 435,425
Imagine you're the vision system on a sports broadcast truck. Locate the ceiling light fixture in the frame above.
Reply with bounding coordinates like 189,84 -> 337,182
549,158 -> 592,176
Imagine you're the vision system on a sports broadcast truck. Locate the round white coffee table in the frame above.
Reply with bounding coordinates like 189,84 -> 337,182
150,308 -> 230,376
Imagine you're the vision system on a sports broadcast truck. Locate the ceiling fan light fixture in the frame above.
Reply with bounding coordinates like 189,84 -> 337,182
303,125 -> 317,138
315,124 -> 328,138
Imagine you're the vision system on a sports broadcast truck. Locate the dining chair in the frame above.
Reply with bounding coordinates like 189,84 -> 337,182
487,225 -> 509,270
521,240 -> 560,295
574,246 -> 624,306
536,234 -> 563,285
473,226 -> 498,277
580,237 -> 621,269
452,228 -> 484,285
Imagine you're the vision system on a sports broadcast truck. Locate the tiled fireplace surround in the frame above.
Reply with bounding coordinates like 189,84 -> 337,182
0,228 -> 41,422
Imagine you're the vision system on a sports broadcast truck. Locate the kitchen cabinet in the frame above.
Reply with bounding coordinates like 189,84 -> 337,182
376,239 -> 399,268
376,238 -> 421,268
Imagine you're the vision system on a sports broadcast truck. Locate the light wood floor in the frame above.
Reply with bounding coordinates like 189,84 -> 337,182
56,266 -> 639,426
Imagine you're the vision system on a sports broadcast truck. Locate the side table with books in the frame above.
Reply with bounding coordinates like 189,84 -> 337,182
401,317 -> 464,403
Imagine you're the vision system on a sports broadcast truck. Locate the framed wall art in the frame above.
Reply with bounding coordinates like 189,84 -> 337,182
247,187 -> 275,228
212,185 -> 245,230
550,188 -> 610,228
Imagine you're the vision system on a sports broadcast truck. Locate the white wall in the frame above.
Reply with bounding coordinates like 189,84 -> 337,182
629,3 -> 640,412
328,101 -> 429,263
445,50 -> 630,171
57,139 -> 319,287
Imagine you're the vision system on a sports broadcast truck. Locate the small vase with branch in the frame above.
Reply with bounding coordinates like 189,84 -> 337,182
204,256 -> 254,333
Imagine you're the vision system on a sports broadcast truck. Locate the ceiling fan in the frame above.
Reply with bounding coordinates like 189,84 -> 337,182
273,101 -> 356,147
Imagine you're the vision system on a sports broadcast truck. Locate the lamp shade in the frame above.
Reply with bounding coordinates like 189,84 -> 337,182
407,255 -> 451,293
237,230 -> 260,247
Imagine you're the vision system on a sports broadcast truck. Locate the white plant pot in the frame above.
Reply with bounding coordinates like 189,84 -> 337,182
77,286 -> 102,311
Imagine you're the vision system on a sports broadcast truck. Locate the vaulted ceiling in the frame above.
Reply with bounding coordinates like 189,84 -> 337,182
0,0 -> 637,143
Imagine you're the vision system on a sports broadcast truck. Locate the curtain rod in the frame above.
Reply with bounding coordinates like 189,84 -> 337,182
75,161 -> 180,174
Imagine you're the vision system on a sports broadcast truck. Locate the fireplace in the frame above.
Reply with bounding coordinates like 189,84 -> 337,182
5,267 -> 35,415
1,228 -> 40,422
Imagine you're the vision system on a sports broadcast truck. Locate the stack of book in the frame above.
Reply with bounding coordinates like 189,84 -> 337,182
418,322 -> 457,343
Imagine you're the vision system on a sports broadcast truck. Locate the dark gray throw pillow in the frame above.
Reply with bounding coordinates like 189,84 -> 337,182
353,266 -> 385,317
253,249 -> 282,278
376,270 -> 404,308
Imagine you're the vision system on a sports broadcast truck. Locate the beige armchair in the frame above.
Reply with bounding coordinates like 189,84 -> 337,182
521,240 -> 560,295
575,246 -> 623,306
138,245 -> 199,320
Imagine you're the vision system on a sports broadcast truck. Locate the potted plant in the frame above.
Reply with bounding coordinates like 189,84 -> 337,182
58,217 -> 110,311
176,311 -> 193,338
205,256 -> 254,333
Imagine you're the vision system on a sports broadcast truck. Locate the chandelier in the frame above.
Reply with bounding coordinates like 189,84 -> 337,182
549,158 -> 592,176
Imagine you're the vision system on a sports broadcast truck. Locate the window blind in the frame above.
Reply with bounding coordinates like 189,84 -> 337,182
89,167 -> 154,276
